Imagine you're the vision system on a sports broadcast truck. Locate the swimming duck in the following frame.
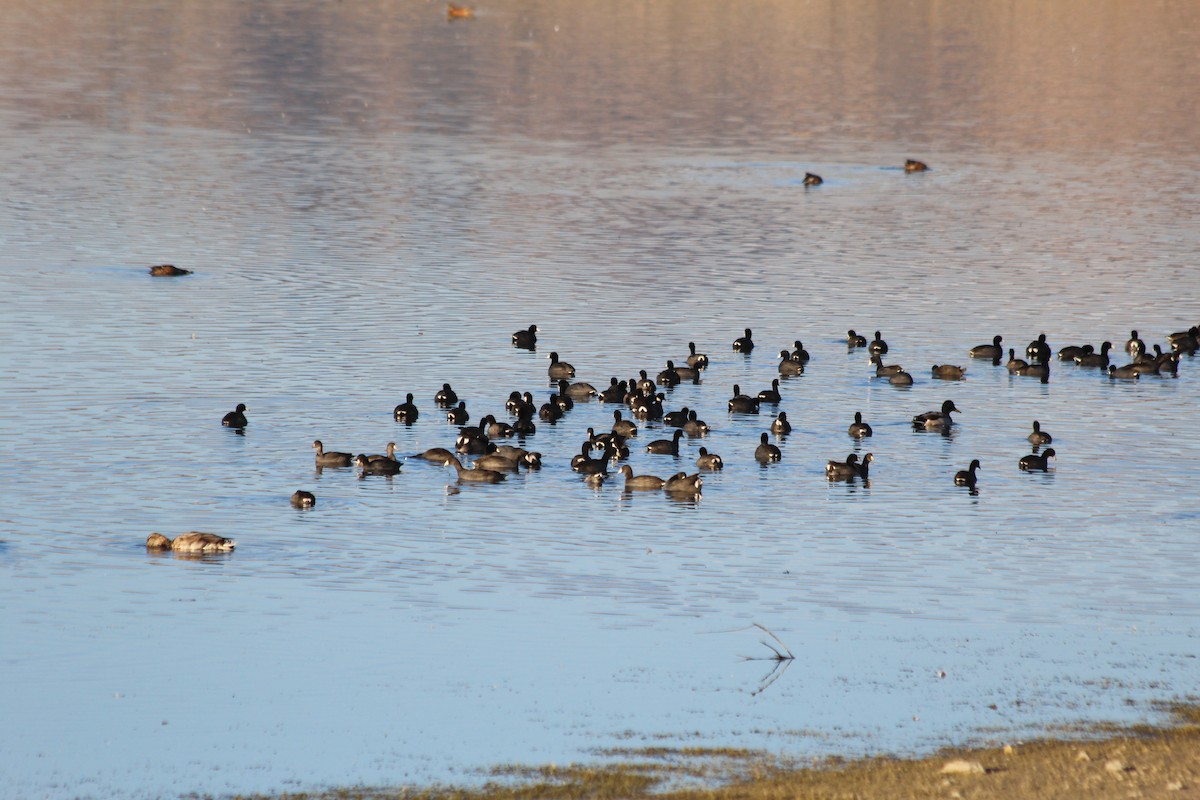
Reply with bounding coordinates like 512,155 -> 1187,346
547,352 -> 575,379
413,447 -> 456,463
1006,349 -> 1029,373
826,452 -> 873,481
512,324 -> 538,349
512,408 -> 537,435
912,400 -> 960,431
148,264 -> 192,276
733,328 -> 755,352
757,378 -> 783,403
1018,448 -> 1056,471
146,532 -> 235,552
672,362 -> 702,383
559,379 -> 597,400
888,370 -> 914,386
290,490 -> 316,508
696,447 -> 724,470
664,472 -> 703,493
869,331 -> 888,355
393,393 -> 419,423
538,396 -> 564,422
1057,343 -> 1092,361
847,329 -> 868,348
778,350 -> 804,376
612,410 -> 637,438
599,378 -> 627,403
434,383 -> 458,406
455,424 -> 490,454
221,403 -> 248,428
480,415 -> 514,439
443,454 -> 505,483
969,335 -> 1003,361
686,341 -> 709,369
656,361 -> 681,387
1107,364 -> 1141,380
1028,420 -> 1052,445
1016,361 -> 1050,383
954,459 -> 980,488
904,159 -> 929,172
619,465 -> 666,490
1025,334 -> 1051,363
645,429 -> 684,455
366,442 -> 399,464
931,364 -> 964,380
682,410 -> 710,438
472,449 -> 522,473
754,432 -> 782,463
803,172 -> 823,186
848,411 -> 872,438
1125,330 -> 1145,355
313,440 -> 353,467
870,354 -> 905,377
446,401 -> 469,424
571,442 -> 610,475
770,411 -> 792,435
663,406 -> 690,428
356,453 -> 401,475
728,385 -> 760,414
790,341 -> 810,363
1075,341 -> 1113,368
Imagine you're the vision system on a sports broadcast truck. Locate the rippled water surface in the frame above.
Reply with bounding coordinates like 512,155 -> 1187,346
3,1 -> 1200,798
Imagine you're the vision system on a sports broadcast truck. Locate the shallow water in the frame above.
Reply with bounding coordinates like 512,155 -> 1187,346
2,1 -> 1200,797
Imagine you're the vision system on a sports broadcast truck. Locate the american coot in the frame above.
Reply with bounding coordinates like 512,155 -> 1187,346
848,411 -> 873,439
869,331 -> 888,355
913,400 -> 960,431
754,432 -> 782,463
1026,334 -> 1051,363
686,341 -> 710,369
682,410 -> 710,438
412,447 -> 455,463
356,454 -> 401,475
1125,330 -> 1145,355
472,451 -> 521,473
455,424 -> 490,454
803,172 -> 823,186
790,341 -> 810,363
847,329 -> 868,348
539,396 -> 564,422
512,324 -> 538,349
599,378 -> 627,403
826,452 -> 873,481
482,415 -> 515,439
393,393 -> 419,423
969,335 -> 1003,360
656,361 -> 681,387
547,351 -> 576,379
954,459 -> 981,488
1075,341 -> 1113,368
366,442 -> 399,463
778,350 -> 804,376
560,379 -> 597,399
446,402 -> 470,424
1107,364 -> 1141,380
696,447 -> 724,470
1028,420 -> 1053,445
290,490 -> 316,508
728,385 -> 760,414
664,472 -> 703,493
221,403 -> 248,428
611,410 -> 637,438
146,532 -> 235,552
932,364 -> 964,380
1006,349 -> 1029,373
871,354 -> 905,377
888,370 -> 914,386
313,440 -> 354,467
758,378 -> 783,403
771,411 -> 792,435
443,454 -> 506,483
1016,361 -> 1050,383
148,264 -> 192,276
905,159 -> 929,172
663,406 -> 690,428
434,383 -> 458,406
645,429 -> 684,455
733,328 -> 755,352
1019,448 -> 1056,471
1058,343 -> 1092,361
619,465 -> 666,490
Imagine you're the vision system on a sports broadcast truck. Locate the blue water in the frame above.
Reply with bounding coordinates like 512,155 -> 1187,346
2,1 -> 1199,798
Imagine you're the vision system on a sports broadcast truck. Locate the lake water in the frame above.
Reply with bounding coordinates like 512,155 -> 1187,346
2,1 -> 1199,797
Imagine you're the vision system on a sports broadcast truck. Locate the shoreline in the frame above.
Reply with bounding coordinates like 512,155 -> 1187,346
221,705 -> 1200,800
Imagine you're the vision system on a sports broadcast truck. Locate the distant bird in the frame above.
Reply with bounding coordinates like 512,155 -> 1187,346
443,454 -> 506,483
664,472 -> 704,494
1019,448 -> 1056,472
871,354 -> 906,377
770,411 -> 792,435
446,401 -> 470,424
559,378 -> 597,399
686,341 -> 710,369
619,465 -> 666,491
905,159 -> 929,172
393,393 -> 419,423
1026,334 -> 1051,364
313,440 -> 353,467
1016,360 -> 1050,383
913,400 -> 960,431
803,172 -> 823,186
682,411 -> 710,438
727,385 -> 760,414
512,324 -> 538,349
1107,364 -> 1141,380
954,460 -> 981,488
733,328 -> 755,352
221,403 -> 248,428
757,378 -> 783,404
969,335 -> 1003,361
790,341 -> 810,363
434,383 -> 458,406
696,447 -> 724,471
645,429 -> 684,455
366,442 -> 399,464
847,329 -> 868,348
146,532 -> 234,552
848,411 -> 873,439
826,452 -> 873,481
611,410 -> 637,438
1125,330 -> 1145,355
148,264 -> 192,276
1075,341 -> 1113,368
356,454 -> 401,475
778,350 -> 804,376
1006,349 -> 1029,373
290,490 -> 316,508
869,331 -> 888,355
1028,420 -> 1052,445
888,370 -> 914,386
1058,343 -> 1092,361
754,432 -> 782,463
